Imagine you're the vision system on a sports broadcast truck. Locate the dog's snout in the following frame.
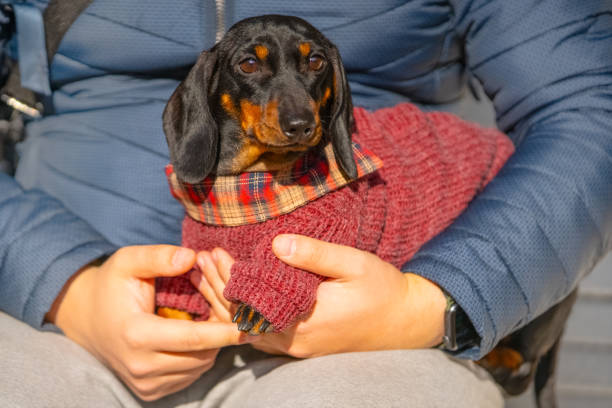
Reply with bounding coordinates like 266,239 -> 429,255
281,114 -> 316,141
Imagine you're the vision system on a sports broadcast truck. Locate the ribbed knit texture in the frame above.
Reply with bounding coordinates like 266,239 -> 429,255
156,103 -> 514,330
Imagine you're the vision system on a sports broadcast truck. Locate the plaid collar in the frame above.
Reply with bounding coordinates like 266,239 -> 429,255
166,142 -> 383,227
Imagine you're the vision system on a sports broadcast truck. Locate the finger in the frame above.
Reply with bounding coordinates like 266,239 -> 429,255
156,365 -> 213,396
113,245 -> 196,279
190,270 -> 233,323
251,339 -> 290,356
124,348 -> 219,379
154,349 -> 219,377
211,247 -> 234,284
127,313 -> 259,352
124,364 -> 214,401
271,234 -> 366,279
197,252 -> 232,310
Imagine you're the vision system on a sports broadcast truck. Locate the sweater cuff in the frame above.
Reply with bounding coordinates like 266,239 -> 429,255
224,261 -> 322,331
156,273 -> 210,320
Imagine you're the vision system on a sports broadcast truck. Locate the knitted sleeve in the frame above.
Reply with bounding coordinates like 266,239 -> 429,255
223,238 -> 325,332
223,180 -> 365,332
405,0 -> 612,359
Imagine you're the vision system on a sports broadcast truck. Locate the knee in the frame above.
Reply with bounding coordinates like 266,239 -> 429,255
239,349 -> 503,408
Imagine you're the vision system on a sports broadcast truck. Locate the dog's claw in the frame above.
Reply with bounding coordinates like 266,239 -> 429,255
232,304 -> 246,324
233,303 -> 274,335
259,319 -> 271,333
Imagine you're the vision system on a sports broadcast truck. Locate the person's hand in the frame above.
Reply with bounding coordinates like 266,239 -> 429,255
46,245 -> 254,401
191,234 -> 446,358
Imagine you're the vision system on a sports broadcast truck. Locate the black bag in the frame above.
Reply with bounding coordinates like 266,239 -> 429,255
0,0 -> 92,175
0,3 -> 18,174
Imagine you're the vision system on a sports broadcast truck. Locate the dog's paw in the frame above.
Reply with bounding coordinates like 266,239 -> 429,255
156,307 -> 194,320
232,303 -> 274,335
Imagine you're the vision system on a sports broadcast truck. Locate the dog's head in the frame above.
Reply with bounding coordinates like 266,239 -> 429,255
163,15 -> 356,183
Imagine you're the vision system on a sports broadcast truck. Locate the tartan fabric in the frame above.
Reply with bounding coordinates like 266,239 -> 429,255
166,142 -> 383,226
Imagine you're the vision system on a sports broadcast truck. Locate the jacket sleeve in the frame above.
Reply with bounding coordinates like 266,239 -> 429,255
403,0 -> 612,359
0,173 -> 116,329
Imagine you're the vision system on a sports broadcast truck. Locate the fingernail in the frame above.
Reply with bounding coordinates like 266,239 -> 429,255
211,249 -> 219,263
273,235 -> 296,258
172,248 -> 194,268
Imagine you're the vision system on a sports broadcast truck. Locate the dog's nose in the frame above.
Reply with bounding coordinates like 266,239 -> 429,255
280,116 -> 316,142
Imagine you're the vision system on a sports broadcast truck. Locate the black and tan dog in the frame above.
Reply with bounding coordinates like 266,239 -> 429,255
161,15 -> 577,407
163,15 -> 355,184
161,15 -> 355,334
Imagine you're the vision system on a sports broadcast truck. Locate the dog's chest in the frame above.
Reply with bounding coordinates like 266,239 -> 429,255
180,171 -> 389,262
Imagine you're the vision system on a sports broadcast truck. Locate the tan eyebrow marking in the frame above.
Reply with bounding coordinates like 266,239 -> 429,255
299,42 -> 311,57
255,45 -> 269,60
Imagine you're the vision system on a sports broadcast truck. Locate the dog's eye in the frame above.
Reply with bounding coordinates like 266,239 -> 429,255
308,55 -> 325,71
239,57 -> 259,74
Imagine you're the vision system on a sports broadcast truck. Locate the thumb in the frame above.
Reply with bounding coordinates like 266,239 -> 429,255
271,234 -> 364,279
112,245 -> 196,279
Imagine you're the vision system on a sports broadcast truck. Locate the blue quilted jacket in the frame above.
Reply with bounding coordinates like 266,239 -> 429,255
1,0 -> 610,359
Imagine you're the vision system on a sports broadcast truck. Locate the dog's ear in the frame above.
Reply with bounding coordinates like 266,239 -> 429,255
328,45 -> 357,179
163,50 -> 218,183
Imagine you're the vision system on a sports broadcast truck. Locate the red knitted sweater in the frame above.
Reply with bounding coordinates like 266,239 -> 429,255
156,103 -> 514,331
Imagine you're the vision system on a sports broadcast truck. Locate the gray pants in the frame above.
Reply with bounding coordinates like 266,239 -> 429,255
0,312 -> 502,408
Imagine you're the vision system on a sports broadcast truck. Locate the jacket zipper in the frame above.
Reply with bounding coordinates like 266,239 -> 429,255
214,0 -> 225,43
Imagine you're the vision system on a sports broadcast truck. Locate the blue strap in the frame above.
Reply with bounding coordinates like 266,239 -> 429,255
13,3 -> 51,95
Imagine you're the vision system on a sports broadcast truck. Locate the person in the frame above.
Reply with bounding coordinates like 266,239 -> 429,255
1,1 -> 610,407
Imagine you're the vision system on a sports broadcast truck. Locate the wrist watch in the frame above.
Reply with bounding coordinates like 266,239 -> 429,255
441,290 -> 480,352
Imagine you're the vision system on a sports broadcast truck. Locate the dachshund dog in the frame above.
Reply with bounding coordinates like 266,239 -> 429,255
159,15 -> 576,407
160,15 -> 356,332
163,15 -> 355,183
